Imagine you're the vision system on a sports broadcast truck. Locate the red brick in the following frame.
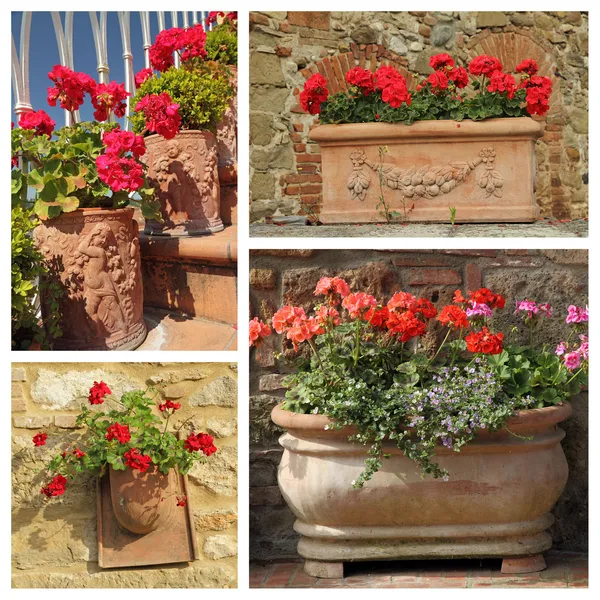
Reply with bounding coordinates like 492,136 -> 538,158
290,132 -> 303,143
408,269 -> 462,286
296,153 -> 322,163
275,46 -> 292,57
293,143 -> 306,152
292,123 -> 304,132
285,184 -> 301,195
465,263 -> 482,291
300,184 -> 322,194
297,164 -> 319,173
250,12 -> 269,25
287,11 -> 330,30
285,174 -> 322,184
279,21 -> 293,33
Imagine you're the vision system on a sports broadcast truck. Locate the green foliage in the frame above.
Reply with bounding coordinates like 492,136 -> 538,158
46,387 -> 208,481
11,207 -> 62,349
11,122 -> 161,221
205,23 -> 238,65
131,62 -> 234,133
318,84 -> 529,125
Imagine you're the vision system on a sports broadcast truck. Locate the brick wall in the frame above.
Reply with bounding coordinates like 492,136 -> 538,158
250,11 -> 588,222
249,249 -> 588,560
11,362 -> 238,588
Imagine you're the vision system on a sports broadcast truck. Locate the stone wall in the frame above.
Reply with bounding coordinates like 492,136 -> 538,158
249,11 -> 588,222
249,249 -> 588,560
11,362 -> 238,588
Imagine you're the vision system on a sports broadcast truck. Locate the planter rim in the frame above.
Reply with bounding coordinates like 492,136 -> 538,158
309,117 -> 543,143
38,206 -> 134,218
144,129 -> 216,141
271,401 -> 572,435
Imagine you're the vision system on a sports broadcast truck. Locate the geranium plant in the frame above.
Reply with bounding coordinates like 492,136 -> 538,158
301,53 -> 553,124
11,65 -> 163,221
130,19 -> 235,136
205,11 -> 238,65
250,277 -> 587,488
34,381 -> 217,505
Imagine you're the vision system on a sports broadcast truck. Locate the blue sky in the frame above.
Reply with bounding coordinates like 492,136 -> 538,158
11,11 -> 205,128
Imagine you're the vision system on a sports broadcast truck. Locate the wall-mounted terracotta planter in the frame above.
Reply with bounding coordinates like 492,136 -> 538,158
33,207 -> 146,351
310,117 -> 543,224
109,466 -> 176,535
143,131 -> 224,236
271,402 -> 571,578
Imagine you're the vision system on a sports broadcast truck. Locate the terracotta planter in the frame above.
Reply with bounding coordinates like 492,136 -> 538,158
143,130 -> 223,236
310,117 -> 543,224
271,402 -> 572,577
109,466 -> 177,535
33,207 -> 146,351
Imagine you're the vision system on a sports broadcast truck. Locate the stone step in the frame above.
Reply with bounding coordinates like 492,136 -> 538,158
138,307 -> 237,351
139,225 -> 237,325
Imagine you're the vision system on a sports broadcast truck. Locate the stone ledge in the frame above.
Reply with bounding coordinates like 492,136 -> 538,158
140,226 -> 237,265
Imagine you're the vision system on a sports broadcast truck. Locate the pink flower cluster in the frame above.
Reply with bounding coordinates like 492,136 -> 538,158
514,299 -> 553,320
271,305 -> 324,351
314,276 -> 351,304
249,317 -> 271,347
134,92 -> 181,140
18,110 -> 55,137
565,304 -> 589,324
556,304 -> 589,371
149,24 -> 207,72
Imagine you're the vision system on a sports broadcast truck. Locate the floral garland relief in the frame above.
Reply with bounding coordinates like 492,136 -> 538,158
347,146 -> 504,202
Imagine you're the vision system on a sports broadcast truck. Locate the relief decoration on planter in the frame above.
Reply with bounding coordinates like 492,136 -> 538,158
347,147 -> 504,202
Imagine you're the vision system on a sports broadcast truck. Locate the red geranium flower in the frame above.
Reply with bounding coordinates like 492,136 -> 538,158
314,276 -> 351,303
363,306 -> 390,329
413,298 -> 438,320
387,291 -> 417,312
96,154 -> 145,192
342,292 -> 377,318
516,59 -> 538,76
18,110 -> 55,137
386,310 -> 427,342
41,474 -> 67,498
468,288 -> 505,309
105,422 -> 131,443
438,305 -> 469,329
176,496 -> 187,507
345,67 -> 375,95
468,55 -> 503,77
300,73 -> 329,115
427,70 -> 449,92
465,327 -> 504,355
448,66 -> 469,88
381,79 -> 411,108
286,317 -> 324,350
135,67 -> 154,88
124,448 -> 153,472
249,317 -> 272,347
91,81 -> 130,122
158,400 -> 182,412
179,23 -> 207,62
47,65 -> 95,112
32,432 -> 47,447
272,305 -> 307,334
149,27 -> 185,71
88,381 -> 111,405
521,75 -> 553,116
73,448 -> 86,459
430,53 -> 454,70
134,92 -> 181,139
487,71 -> 517,99
102,128 -> 146,158
184,432 -> 217,456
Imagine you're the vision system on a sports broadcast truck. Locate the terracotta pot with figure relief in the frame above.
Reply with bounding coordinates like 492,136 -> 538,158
143,131 -> 224,236
272,402 -> 571,578
310,118 -> 543,224
33,207 -> 146,351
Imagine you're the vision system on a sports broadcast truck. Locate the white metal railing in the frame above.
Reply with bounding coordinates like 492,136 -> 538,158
11,11 -> 212,130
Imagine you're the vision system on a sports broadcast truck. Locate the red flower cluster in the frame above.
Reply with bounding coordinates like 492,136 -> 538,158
342,292 -> 377,318
88,381 -> 112,405
521,75 -> 553,116
47,65 -> 96,112
271,305 -> 324,349
314,276 -> 351,305
465,326 -> 504,355
124,448 -> 153,472
91,82 -> 130,121
149,24 -> 207,71
468,55 -> 503,77
18,110 -> 55,137
465,287 -> 506,309
249,317 -> 271,347
134,92 -> 182,139
73,448 -> 86,459
448,67 -> 469,88
387,310 -> 427,342
176,496 -> 187,507
300,73 -> 329,115
206,11 -> 237,28
315,305 -> 341,328
430,53 -> 454,70
375,66 -> 411,108
184,432 -> 217,456
41,474 -> 67,498
135,67 -> 154,88
105,422 -> 131,443
383,292 -> 437,342
487,70 -> 517,99
425,55 -> 469,92
427,70 -> 449,91
516,59 -> 538,76
32,432 -> 47,447
345,67 -> 375,95
158,400 -> 181,412
103,128 -> 146,158
438,305 -> 469,329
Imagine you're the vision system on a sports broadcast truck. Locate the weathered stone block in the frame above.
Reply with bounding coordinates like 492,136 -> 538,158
12,367 -> 26,382
250,113 -> 276,146
250,268 -> 277,291
250,53 -> 285,86
259,374 -> 288,392
250,395 -> 283,446
189,377 -> 237,408
13,416 -> 53,429
195,509 -> 238,532
206,418 -> 237,439
54,415 -> 80,429
189,445 -> 237,497
149,368 -> 206,384
476,12 -> 508,28
287,11 -> 330,30
203,534 -> 238,559
251,173 -> 276,201
250,87 -> 290,113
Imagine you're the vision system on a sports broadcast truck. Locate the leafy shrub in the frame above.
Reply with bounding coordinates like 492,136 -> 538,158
205,24 -> 237,65
131,62 -> 234,133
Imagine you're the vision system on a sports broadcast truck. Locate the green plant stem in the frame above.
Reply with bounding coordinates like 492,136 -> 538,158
308,338 -> 327,373
353,319 -> 362,367
430,327 -> 452,365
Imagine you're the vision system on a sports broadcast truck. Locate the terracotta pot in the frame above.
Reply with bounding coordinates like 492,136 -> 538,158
143,130 -> 223,236
271,402 -> 572,576
309,117 -> 543,224
33,207 -> 146,351
109,466 -> 177,535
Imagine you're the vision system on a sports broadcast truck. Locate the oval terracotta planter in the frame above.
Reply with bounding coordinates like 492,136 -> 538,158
309,117 -> 543,224
33,207 -> 146,351
143,130 -> 223,236
272,402 -> 572,576
109,466 -> 177,535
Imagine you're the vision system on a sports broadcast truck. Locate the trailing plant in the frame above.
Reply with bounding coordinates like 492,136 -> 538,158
33,381 -> 217,506
301,53 -> 552,124
131,20 -> 234,135
11,207 -> 62,348
250,277 -> 587,487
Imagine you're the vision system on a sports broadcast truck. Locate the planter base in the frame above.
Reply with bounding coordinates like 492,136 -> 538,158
54,318 -> 147,352
296,518 -> 553,578
144,222 -> 225,237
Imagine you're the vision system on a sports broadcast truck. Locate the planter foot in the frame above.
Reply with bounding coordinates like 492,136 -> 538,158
501,554 -> 547,574
304,559 -> 344,579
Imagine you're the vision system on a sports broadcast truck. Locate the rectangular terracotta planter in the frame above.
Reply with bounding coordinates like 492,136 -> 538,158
310,117 -> 543,224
